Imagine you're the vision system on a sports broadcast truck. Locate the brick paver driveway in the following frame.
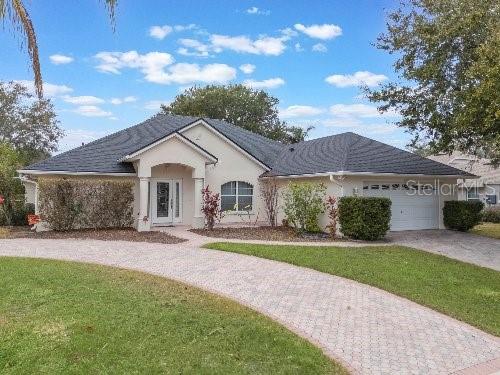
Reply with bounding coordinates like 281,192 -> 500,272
1,238 -> 499,374
388,230 -> 500,271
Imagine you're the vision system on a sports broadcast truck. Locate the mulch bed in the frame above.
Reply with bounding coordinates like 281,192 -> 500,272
3,227 -> 186,244
191,226 -> 338,242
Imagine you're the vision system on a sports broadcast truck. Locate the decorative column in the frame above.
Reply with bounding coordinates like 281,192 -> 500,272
137,177 -> 151,232
193,177 -> 205,229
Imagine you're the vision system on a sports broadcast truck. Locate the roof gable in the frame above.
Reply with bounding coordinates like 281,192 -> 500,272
24,114 -> 284,174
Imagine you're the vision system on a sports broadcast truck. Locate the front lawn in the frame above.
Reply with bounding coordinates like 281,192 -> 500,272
205,243 -> 500,336
0,257 -> 344,374
470,223 -> 500,239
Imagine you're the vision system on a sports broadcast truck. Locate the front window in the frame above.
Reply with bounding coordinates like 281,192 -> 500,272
221,181 -> 253,212
466,187 -> 479,201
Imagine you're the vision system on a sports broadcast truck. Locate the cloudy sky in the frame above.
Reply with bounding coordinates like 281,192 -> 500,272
0,0 -> 407,152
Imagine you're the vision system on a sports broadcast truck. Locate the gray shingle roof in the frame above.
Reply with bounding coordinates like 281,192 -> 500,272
26,115 -> 472,177
264,132 -> 474,177
26,114 -> 283,173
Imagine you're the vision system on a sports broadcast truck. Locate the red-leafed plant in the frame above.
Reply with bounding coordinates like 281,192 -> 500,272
325,195 -> 339,238
201,185 -> 224,230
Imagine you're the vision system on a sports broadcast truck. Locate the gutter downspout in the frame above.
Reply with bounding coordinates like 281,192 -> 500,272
19,175 -> 39,214
329,173 -> 344,196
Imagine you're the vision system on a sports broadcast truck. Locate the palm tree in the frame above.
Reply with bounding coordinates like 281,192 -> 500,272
0,0 -> 117,98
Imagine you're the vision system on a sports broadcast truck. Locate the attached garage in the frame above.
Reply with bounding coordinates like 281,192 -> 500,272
363,182 -> 439,231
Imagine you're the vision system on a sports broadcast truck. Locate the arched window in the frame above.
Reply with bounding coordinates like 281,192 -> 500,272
221,181 -> 253,211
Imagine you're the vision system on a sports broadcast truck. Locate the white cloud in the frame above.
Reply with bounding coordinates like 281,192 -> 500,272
63,95 -> 105,105
73,105 -> 112,117
329,104 -> 396,118
58,129 -> 112,152
325,71 -> 388,88
149,24 -> 198,40
159,63 -> 236,84
239,63 -> 255,74
295,43 -> 304,52
312,43 -> 327,53
15,80 -> 73,97
280,28 -> 298,39
110,96 -> 137,105
149,25 -> 173,40
246,6 -> 270,15
294,23 -> 342,40
243,78 -> 285,89
210,34 -> 286,56
94,50 -> 235,85
94,50 -> 175,76
177,38 -> 211,57
144,100 -> 169,110
280,105 -> 324,119
173,24 -> 197,32
49,54 -> 74,65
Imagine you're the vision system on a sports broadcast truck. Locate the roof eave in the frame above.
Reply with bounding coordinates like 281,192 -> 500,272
261,171 -> 476,179
17,169 -> 137,177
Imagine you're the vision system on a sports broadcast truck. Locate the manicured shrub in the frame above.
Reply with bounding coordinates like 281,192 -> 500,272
0,199 -> 34,226
38,178 -> 134,231
282,182 -> 326,233
443,200 -> 484,231
338,196 -> 391,240
10,203 -> 35,226
482,207 -> 500,223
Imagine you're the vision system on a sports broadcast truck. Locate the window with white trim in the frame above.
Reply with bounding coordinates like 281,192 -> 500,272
466,187 -> 479,201
221,181 -> 253,212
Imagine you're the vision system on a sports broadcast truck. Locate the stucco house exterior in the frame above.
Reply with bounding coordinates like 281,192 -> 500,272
19,114 -> 473,232
428,152 -> 500,207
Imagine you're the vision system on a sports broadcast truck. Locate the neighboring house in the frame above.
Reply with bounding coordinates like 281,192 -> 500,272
428,152 -> 500,207
18,114 -> 473,232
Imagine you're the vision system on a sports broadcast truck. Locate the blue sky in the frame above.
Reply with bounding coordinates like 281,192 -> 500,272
0,0 -> 408,152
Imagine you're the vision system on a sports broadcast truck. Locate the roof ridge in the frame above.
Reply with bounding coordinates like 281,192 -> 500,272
203,117 -> 285,148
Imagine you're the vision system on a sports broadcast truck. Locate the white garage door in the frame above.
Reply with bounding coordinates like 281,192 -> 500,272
363,182 -> 439,231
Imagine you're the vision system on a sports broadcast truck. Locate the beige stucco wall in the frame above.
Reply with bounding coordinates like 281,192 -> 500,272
273,176 -> 340,229
135,136 -> 208,179
181,123 -> 269,225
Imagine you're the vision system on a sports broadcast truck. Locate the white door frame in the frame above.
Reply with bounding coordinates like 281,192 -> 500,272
150,179 -> 183,225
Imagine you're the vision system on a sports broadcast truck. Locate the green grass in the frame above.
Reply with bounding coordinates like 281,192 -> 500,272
0,257 -> 345,374
470,223 -> 500,239
205,242 -> 500,336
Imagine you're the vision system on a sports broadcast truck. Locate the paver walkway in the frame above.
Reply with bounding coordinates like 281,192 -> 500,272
388,230 -> 500,271
1,237 -> 499,374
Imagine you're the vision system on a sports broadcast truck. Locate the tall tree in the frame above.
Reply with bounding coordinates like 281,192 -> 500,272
162,85 -> 312,144
0,0 -> 117,98
368,0 -> 500,164
0,81 -> 62,164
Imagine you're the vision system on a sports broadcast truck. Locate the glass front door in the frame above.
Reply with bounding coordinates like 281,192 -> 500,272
156,182 -> 170,219
151,180 -> 182,225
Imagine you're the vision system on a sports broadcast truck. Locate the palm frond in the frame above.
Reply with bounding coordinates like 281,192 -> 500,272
8,0 -> 42,98
102,0 -> 118,31
1,0 -> 118,99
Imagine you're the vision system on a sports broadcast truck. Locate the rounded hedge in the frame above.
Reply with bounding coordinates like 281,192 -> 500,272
338,196 -> 391,240
443,200 -> 484,231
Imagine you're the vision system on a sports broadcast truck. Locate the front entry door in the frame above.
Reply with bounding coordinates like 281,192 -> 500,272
151,180 -> 182,225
